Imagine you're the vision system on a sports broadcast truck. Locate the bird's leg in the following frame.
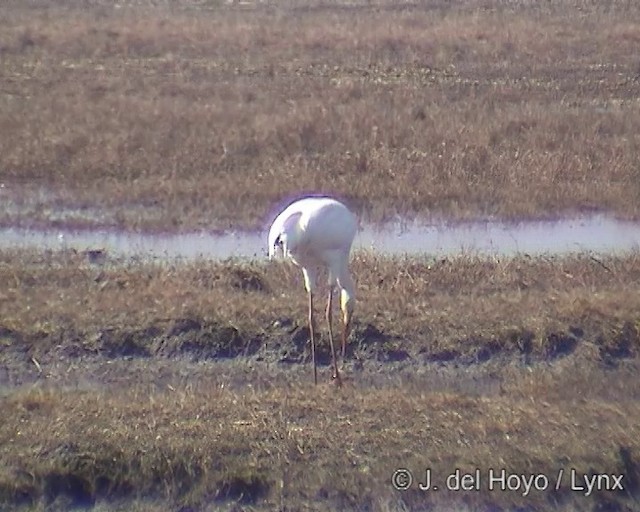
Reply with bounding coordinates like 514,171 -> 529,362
326,286 -> 342,386
339,290 -> 354,361
308,291 -> 317,385
342,310 -> 352,360
303,268 -> 319,386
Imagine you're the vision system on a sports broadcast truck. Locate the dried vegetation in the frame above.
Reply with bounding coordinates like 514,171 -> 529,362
1,0 -> 640,229
1,250 -> 640,510
2,0 -> 640,509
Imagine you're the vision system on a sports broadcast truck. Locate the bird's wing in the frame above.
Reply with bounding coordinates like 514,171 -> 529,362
281,211 -> 303,235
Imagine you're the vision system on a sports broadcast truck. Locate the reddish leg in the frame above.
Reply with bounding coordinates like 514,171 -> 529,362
326,286 -> 342,387
308,291 -> 317,385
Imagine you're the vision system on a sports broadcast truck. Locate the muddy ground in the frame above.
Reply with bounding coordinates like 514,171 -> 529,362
2,315 -> 640,511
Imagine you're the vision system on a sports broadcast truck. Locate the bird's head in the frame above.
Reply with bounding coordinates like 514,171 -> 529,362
268,232 -> 287,260
268,209 -> 302,261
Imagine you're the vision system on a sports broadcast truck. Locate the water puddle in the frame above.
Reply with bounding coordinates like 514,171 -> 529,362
1,214 -> 639,262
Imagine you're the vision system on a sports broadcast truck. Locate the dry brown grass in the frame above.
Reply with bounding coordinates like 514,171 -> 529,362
2,249 -> 640,509
2,0 -> 640,230
1,361 -> 640,511
3,1 -> 640,508
2,249 -> 640,355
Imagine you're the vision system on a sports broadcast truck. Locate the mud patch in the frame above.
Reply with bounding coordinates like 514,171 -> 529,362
44,472 -> 96,509
1,318 -> 639,377
599,321 -> 638,364
97,327 -> 158,358
545,331 -> 580,359
9,320 -> 262,363
214,474 -> 271,504
425,348 -> 461,363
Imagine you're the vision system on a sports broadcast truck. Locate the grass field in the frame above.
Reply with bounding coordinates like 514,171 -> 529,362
2,0 -> 640,510
1,250 -> 640,510
1,0 -> 640,230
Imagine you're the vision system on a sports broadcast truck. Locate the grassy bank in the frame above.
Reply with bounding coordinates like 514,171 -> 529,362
1,250 -> 640,509
2,0 -> 640,230
2,249 -> 640,361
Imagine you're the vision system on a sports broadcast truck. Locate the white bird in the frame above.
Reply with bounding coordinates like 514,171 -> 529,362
268,196 -> 357,386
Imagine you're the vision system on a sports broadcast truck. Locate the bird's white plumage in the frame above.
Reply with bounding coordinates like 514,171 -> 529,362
269,197 -> 355,252
269,197 -> 355,270
268,196 -> 357,385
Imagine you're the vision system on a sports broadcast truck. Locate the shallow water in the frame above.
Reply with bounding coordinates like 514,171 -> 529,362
0,214 -> 639,261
